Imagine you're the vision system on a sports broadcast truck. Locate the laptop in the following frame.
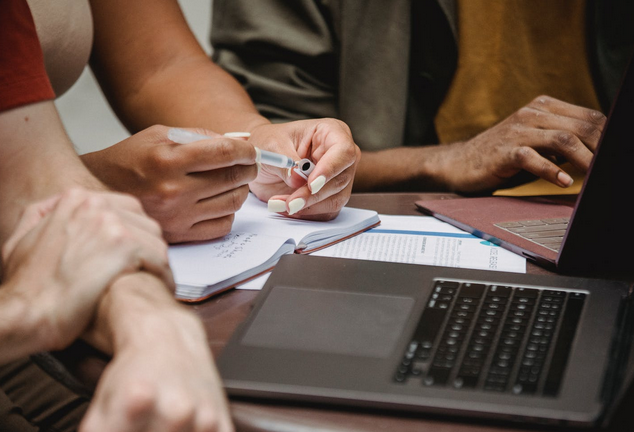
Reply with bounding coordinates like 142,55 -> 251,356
218,254 -> 634,427
415,57 -> 634,279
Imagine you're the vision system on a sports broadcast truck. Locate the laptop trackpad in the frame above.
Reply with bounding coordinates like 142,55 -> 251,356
241,286 -> 415,358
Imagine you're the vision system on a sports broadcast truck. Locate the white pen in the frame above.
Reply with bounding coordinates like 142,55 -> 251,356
167,128 -> 297,169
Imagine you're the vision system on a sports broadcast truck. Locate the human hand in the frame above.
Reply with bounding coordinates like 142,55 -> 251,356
80,125 -> 258,243
79,285 -> 233,432
437,95 -> 606,193
0,188 -> 172,355
248,119 -> 360,220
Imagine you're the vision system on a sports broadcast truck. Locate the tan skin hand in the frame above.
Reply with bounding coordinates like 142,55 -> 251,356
437,95 -> 606,193
81,125 -> 258,243
1,189 -> 172,355
248,119 -> 361,220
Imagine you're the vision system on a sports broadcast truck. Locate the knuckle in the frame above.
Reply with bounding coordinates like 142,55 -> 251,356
159,216 -> 182,234
156,181 -> 181,204
215,215 -> 235,238
122,382 -> 156,421
104,221 -> 129,244
323,194 -> 347,214
354,144 -> 362,162
555,131 -> 576,149
164,401 -> 196,431
1,243 -> 11,261
147,124 -> 168,136
531,94 -> 551,106
587,109 -> 607,125
147,217 -> 163,236
197,409 -> 222,432
331,172 -> 349,192
65,187 -> 87,199
40,314 -> 70,352
200,420 -> 221,432
149,146 -> 177,171
196,216 -> 236,241
515,107 -> 535,121
577,122 -> 600,140
229,186 -> 249,213
512,146 -> 532,165
84,195 -> 106,210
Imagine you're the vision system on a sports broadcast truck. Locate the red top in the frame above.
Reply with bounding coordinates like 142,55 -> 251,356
0,0 -> 55,112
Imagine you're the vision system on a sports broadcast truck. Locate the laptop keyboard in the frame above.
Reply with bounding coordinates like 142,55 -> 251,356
394,280 -> 585,397
494,218 -> 570,252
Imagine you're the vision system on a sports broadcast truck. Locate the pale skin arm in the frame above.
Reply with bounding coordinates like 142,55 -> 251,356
354,96 -> 607,193
82,0 -> 359,241
0,189 -> 171,364
0,101 -> 233,431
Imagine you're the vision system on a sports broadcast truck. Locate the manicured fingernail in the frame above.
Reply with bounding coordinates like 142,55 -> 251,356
309,175 -> 326,194
288,198 -> 305,215
557,171 -> 574,187
223,132 -> 251,138
267,199 -> 286,213
256,161 -> 261,175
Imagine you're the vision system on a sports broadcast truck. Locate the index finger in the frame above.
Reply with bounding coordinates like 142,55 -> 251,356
306,135 -> 359,195
174,138 -> 257,174
528,95 -> 606,127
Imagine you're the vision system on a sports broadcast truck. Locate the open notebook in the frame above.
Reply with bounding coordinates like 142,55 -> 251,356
168,193 -> 380,301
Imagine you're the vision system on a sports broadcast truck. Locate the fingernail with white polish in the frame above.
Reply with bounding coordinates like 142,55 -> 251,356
288,198 -> 305,215
267,199 -> 287,213
223,132 -> 251,138
309,175 -> 326,195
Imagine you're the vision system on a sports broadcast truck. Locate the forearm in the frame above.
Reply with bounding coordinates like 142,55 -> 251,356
0,102 -> 104,244
83,272 -> 204,356
102,57 -> 269,135
89,0 -> 269,136
354,146 -> 453,192
0,103 -> 182,362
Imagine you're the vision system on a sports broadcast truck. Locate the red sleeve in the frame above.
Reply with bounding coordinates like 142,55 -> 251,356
0,0 -> 55,112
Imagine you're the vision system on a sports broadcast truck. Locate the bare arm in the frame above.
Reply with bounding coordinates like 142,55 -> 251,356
89,0 -> 266,135
0,100 -> 233,431
0,101 -> 102,241
82,0 -> 359,241
356,95 -> 606,193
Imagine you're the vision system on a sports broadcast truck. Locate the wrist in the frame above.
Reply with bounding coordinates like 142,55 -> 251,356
84,272 -> 207,357
241,115 -> 271,135
114,305 -> 208,358
0,280 -> 49,361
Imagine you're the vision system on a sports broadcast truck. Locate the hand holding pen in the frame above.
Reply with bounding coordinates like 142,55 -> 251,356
242,119 -> 361,221
168,128 -> 318,215
80,125 -> 259,243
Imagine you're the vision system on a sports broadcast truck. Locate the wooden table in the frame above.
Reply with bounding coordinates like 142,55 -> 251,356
191,192 -> 634,432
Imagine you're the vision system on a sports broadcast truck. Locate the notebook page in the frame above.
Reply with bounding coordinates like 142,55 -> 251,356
169,231 -> 295,288
233,193 -> 379,251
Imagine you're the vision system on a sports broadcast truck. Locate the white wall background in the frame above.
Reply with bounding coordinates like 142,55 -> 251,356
55,0 -> 212,154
